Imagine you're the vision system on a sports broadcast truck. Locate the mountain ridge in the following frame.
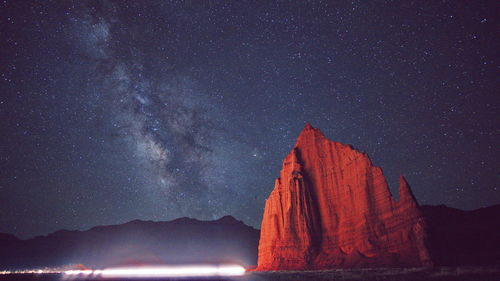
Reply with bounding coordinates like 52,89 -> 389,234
2,215 -> 249,241
0,215 -> 259,269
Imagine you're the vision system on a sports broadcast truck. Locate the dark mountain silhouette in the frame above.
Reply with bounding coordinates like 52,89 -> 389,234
1,206 -> 498,271
422,204 -> 500,266
0,216 -> 259,270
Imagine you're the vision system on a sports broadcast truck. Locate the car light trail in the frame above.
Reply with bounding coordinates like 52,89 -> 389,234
64,264 -> 246,278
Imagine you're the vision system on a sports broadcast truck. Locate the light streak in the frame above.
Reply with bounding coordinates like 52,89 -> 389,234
64,269 -> 93,276
0,269 -> 59,275
63,264 -> 246,278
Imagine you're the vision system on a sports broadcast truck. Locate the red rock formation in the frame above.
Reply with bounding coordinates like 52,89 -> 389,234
257,124 -> 431,270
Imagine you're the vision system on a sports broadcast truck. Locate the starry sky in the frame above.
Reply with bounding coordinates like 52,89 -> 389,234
1,0 -> 498,238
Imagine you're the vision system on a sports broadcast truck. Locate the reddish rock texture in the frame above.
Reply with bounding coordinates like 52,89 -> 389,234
257,124 -> 431,270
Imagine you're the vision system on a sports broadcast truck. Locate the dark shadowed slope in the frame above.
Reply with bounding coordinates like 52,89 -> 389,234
0,216 -> 259,269
422,204 -> 500,266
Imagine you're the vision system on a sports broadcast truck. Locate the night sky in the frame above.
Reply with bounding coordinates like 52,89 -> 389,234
1,0 -> 498,238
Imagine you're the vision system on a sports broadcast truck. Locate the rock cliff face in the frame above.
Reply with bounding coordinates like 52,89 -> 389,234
257,124 -> 431,270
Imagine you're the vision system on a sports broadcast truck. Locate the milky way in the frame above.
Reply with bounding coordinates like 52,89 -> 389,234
67,1 -> 258,220
0,1 -> 498,238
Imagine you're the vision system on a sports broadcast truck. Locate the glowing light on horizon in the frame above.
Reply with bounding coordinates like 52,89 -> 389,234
0,269 -> 59,275
64,269 -> 93,276
63,264 -> 246,278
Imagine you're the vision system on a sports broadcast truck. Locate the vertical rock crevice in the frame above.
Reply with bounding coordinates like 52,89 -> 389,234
257,124 -> 431,270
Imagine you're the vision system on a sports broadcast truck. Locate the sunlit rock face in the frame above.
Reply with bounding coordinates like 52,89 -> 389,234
257,124 -> 431,270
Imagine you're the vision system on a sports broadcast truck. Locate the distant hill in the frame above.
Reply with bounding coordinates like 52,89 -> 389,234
421,204 -> 500,266
0,216 -> 259,270
1,205 -> 498,271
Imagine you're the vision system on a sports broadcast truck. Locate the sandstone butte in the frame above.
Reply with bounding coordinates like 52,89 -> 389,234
257,123 -> 432,270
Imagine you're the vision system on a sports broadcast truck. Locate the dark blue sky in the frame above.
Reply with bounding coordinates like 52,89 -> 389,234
1,0 -> 498,238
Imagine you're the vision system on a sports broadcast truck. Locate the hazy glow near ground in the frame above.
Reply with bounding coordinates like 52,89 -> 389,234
63,265 -> 246,278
